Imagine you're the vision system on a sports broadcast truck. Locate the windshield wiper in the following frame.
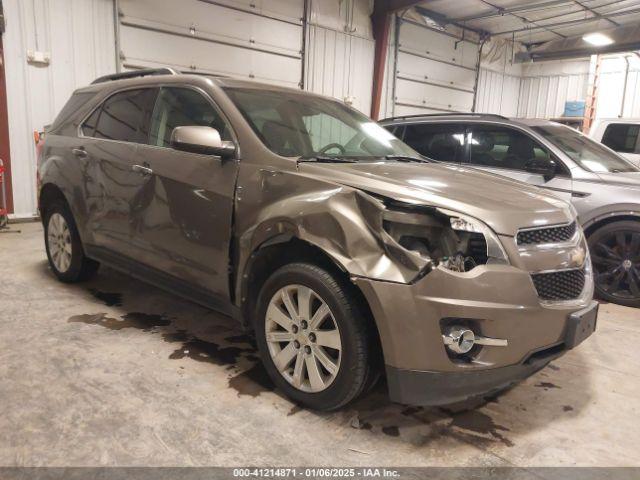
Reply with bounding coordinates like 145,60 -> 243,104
384,155 -> 430,163
298,156 -> 359,163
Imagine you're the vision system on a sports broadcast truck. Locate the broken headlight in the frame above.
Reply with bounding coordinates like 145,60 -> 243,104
382,207 -> 509,272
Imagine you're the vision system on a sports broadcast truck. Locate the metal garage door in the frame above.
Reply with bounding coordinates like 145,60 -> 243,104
393,19 -> 479,116
117,0 -> 304,88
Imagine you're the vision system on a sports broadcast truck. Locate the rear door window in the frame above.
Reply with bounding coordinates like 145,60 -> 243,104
83,88 -> 157,143
601,123 -> 640,153
401,123 -> 465,162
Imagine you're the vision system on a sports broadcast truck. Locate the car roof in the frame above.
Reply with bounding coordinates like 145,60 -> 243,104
592,117 -> 640,123
379,113 -> 558,128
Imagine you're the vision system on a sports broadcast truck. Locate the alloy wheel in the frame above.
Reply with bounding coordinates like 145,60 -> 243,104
265,284 -> 342,393
48,213 -> 73,273
592,230 -> 640,300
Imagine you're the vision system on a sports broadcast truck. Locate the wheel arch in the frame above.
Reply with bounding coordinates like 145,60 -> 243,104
583,212 -> 640,237
238,235 -> 384,367
38,182 -> 70,219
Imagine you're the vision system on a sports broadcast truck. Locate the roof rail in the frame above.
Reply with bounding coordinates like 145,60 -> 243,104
91,67 -> 179,85
379,112 -> 508,122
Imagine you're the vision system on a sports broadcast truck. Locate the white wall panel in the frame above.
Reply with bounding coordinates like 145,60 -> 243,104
304,24 -> 374,114
378,16 -> 396,120
3,0 -> 115,217
476,69 -> 521,117
517,59 -> 590,119
304,0 -> 374,114
119,0 -> 303,88
308,0 -> 372,40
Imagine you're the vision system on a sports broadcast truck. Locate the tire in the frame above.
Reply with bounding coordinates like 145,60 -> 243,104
43,200 -> 99,283
588,220 -> 640,308
254,262 -> 376,411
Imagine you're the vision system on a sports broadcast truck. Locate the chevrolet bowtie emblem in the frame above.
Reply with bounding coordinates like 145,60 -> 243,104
570,247 -> 586,266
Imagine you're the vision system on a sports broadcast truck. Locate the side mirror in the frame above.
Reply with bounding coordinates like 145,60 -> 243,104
525,157 -> 556,181
170,126 -> 236,159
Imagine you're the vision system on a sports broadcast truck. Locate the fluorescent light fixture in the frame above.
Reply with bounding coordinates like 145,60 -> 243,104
583,32 -> 614,47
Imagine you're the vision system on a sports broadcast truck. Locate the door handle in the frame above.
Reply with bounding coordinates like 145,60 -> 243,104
72,148 -> 89,159
132,164 -> 153,176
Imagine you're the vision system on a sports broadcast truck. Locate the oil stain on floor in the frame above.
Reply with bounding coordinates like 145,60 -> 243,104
88,288 -> 123,307
70,286 -> 520,449
67,309 -> 273,398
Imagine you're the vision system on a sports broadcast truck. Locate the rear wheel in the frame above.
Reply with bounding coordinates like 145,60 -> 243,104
44,201 -> 99,282
255,263 -> 376,411
589,220 -> 640,307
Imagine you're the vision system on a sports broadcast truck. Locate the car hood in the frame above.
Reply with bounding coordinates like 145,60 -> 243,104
298,161 -> 573,236
594,171 -> 640,189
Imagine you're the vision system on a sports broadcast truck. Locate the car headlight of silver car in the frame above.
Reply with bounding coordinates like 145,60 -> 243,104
382,206 -> 509,273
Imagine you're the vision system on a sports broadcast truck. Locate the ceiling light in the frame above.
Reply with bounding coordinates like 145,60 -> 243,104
583,32 -> 614,47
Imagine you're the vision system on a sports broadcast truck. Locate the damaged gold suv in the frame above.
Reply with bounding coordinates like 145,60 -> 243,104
38,69 -> 597,410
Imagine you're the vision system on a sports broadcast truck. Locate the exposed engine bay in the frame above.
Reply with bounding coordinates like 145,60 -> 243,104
381,206 -> 495,274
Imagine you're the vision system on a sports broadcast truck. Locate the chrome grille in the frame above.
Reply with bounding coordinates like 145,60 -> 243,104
531,268 -> 585,301
517,222 -> 577,246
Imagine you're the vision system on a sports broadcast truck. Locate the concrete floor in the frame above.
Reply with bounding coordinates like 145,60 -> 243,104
1,221 -> 639,467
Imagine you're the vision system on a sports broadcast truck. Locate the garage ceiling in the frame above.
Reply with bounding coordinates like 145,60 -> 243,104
415,0 -> 640,46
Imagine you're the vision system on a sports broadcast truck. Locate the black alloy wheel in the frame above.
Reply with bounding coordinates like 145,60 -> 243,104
589,221 -> 640,307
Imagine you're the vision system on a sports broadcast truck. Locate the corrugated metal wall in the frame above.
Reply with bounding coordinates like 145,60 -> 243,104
517,59 -> 590,119
304,0 -> 375,114
2,0 -> 116,217
475,40 -> 523,117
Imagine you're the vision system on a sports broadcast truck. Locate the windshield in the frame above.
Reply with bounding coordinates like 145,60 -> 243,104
533,124 -> 639,173
223,87 -> 419,160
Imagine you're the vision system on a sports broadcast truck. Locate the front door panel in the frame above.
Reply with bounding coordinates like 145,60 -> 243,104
132,145 -> 237,297
130,86 -> 238,299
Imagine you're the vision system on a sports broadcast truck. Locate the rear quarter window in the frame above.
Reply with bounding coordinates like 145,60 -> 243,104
82,88 -> 157,144
49,91 -> 97,133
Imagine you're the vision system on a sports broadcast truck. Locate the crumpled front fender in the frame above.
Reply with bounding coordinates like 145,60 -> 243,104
234,166 -> 429,302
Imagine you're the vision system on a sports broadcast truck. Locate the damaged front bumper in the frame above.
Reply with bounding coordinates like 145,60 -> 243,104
354,264 -> 597,406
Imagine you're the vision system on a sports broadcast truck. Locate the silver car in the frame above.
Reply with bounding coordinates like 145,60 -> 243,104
380,114 -> 640,307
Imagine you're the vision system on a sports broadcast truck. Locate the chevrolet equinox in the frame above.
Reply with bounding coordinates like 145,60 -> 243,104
38,69 -> 598,410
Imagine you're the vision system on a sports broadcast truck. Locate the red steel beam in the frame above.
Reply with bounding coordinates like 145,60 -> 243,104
0,36 -> 14,214
370,0 -> 423,119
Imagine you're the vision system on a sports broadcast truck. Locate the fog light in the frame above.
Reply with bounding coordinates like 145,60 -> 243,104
443,328 -> 476,354
442,326 -> 508,354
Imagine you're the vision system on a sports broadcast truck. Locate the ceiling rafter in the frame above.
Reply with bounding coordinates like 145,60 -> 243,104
493,5 -> 640,37
573,0 -> 620,27
413,5 -> 490,37
449,0 -> 582,23
475,0 -> 568,39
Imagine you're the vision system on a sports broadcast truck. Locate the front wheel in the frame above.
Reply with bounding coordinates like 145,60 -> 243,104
589,220 -> 640,307
255,263 -> 376,411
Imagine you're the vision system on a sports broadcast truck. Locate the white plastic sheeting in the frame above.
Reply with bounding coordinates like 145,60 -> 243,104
2,0 -> 116,217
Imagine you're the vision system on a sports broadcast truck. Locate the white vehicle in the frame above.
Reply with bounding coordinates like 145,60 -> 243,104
590,118 -> 640,166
